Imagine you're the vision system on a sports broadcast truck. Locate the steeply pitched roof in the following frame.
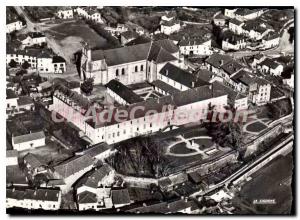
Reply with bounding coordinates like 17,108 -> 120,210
77,190 -> 97,204
106,80 -> 143,104
17,96 -> 34,106
90,39 -> 178,66
12,131 -> 45,145
54,154 -> 94,179
52,56 -> 66,63
230,18 -> 244,26
77,143 -> 111,158
159,62 -> 209,88
77,164 -> 114,188
111,189 -> 131,205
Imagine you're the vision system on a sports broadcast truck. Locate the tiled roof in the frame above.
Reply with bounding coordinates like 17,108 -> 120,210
77,164 -> 114,188
212,81 -> 246,104
23,153 -> 46,169
260,58 -> 281,69
12,131 -> 45,145
151,80 -> 180,95
52,56 -> 66,63
7,186 -> 60,202
206,53 -> 232,68
54,154 -> 94,179
106,80 -> 143,104
159,62 -> 210,88
179,38 -> 210,46
229,18 -> 244,26
6,166 -> 28,185
77,143 -> 111,158
221,60 -> 244,76
77,190 -> 97,204
111,189 -> 131,205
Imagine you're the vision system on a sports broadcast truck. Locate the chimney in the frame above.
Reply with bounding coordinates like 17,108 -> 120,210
143,202 -> 147,207
192,81 -> 195,88
12,188 -> 15,192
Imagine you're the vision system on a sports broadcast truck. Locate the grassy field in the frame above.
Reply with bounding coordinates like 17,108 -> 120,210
246,121 -> 268,133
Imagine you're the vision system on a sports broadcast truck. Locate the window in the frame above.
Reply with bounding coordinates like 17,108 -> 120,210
135,66 -> 138,72
150,123 -> 152,128
122,68 -> 125,75
112,133 -> 115,138
116,69 -> 119,76
140,65 -> 144,71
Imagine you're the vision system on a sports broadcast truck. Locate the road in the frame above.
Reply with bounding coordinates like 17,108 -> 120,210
14,6 -> 80,78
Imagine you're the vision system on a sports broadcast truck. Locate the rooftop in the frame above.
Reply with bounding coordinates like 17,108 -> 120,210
106,80 -> 143,104
54,154 -> 94,179
151,80 -> 181,95
159,62 -> 210,88
7,186 -> 60,202
12,131 -> 45,145
111,188 -> 131,205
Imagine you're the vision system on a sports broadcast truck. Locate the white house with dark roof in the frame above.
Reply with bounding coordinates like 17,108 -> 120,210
56,7 -> 74,19
12,131 -> 45,151
120,31 -> 139,45
6,89 -> 18,116
80,39 -> 180,85
228,18 -> 244,35
160,15 -> 180,35
179,38 -> 212,56
53,154 -> 95,193
262,32 -> 280,49
6,187 -> 61,210
23,153 -> 47,176
225,8 -> 264,21
157,62 -> 209,91
76,7 -> 103,23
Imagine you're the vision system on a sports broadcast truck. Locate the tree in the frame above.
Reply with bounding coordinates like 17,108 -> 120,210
21,61 -> 30,69
16,69 -> 27,76
80,78 -> 94,95
9,59 -> 17,68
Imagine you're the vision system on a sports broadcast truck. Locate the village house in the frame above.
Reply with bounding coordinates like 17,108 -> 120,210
80,39 -> 180,85
6,187 -> 61,210
120,31 -> 139,45
111,188 -> 131,208
179,37 -> 212,56
225,8 -> 264,21
106,79 -> 143,105
12,131 -> 46,151
160,14 -> 180,35
151,80 -> 181,96
53,154 -> 95,193
222,34 -> 247,51
17,96 -> 35,111
251,53 -> 265,68
261,32 -> 280,49
205,53 -> 245,85
213,12 -> 228,26
157,62 -> 209,91
228,18 -> 244,35
18,32 -> 46,48
283,73 -> 294,89
242,21 -> 273,40
231,72 -> 271,105
6,150 -> 18,166
6,46 -> 66,74
258,58 -> 284,76
56,7 -> 74,19
76,7 -> 104,23
23,153 -> 48,176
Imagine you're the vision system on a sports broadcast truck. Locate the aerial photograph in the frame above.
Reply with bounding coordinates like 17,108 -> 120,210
6,6 -> 294,215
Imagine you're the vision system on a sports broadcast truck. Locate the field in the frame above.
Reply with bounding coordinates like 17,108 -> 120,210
233,153 -> 294,214
45,20 -> 108,63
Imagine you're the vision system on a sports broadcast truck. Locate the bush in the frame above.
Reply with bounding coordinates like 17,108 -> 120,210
9,59 -> 17,68
21,61 -> 30,69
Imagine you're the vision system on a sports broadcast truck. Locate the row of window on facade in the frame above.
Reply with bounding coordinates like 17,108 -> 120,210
115,65 -> 144,76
